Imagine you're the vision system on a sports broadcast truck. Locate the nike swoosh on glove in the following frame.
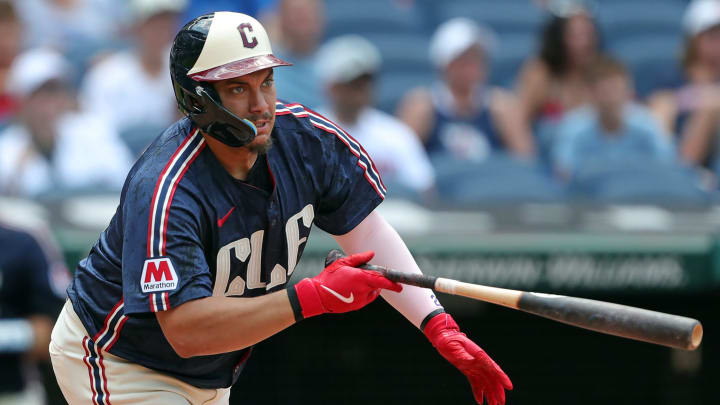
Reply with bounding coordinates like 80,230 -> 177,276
289,251 -> 402,319
424,313 -> 512,405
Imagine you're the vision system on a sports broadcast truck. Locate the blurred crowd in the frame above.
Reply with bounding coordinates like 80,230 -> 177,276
1,0 -> 720,205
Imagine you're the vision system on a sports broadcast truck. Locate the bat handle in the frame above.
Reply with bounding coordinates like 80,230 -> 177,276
324,249 -> 438,289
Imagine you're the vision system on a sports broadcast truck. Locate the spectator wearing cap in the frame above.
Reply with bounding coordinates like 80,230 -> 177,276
553,55 -> 674,178
397,18 -> 533,162
515,3 -> 601,132
648,0 -> 720,173
79,0 -> 187,155
0,48 -> 133,197
315,35 -> 435,195
0,1 -> 22,124
272,0 -> 325,108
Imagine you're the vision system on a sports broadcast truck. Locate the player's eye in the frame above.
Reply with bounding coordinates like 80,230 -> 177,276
262,78 -> 274,88
231,86 -> 245,94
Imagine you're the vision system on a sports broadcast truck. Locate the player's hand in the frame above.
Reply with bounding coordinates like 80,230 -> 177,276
292,251 -> 402,318
424,313 -> 512,405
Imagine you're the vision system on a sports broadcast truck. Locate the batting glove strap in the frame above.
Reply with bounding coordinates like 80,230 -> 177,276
292,278 -> 326,319
423,312 -> 460,342
420,308 -> 447,331
286,283 -> 305,321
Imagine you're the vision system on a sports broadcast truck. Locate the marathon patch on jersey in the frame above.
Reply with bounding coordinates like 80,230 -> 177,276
141,258 -> 179,293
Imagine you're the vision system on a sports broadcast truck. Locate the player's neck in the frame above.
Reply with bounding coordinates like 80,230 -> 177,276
202,133 -> 257,181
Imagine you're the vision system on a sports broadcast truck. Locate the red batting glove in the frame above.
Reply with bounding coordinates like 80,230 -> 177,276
424,313 -> 512,405
290,251 -> 402,319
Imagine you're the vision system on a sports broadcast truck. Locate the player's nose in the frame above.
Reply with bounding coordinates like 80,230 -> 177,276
247,87 -> 269,115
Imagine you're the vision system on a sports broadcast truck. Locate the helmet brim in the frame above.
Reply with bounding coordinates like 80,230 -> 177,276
188,54 -> 292,82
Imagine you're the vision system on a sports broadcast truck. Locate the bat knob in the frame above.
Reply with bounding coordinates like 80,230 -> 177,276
325,249 -> 346,267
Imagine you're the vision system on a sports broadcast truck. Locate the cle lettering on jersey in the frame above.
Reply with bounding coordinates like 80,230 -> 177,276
140,258 -> 178,293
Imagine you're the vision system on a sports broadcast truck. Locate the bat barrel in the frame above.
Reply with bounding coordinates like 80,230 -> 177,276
324,249 -> 703,350
517,293 -> 703,350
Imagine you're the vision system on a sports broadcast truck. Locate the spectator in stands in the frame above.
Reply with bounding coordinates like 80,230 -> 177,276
0,48 -> 133,197
648,0 -> 720,172
397,18 -> 533,162
0,1 -> 22,124
0,216 -> 69,405
79,0 -> 186,155
516,2 -> 600,130
272,0 -> 325,108
553,55 -> 674,178
315,35 -> 435,195
13,0 -> 127,67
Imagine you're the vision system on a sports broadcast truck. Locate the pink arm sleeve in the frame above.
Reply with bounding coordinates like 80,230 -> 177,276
333,210 -> 443,328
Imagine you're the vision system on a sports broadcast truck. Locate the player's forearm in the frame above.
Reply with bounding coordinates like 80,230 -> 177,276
334,211 -> 442,328
156,291 -> 296,358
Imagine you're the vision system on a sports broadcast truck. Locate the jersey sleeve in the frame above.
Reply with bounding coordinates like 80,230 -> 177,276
311,115 -> 387,235
121,179 -> 213,315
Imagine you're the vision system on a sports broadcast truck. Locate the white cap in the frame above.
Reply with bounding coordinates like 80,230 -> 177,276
6,48 -> 71,98
429,18 -> 497,69
187,12 -> 290,81
683,0 -> 720,36
131,0 -> 187,22
316,35 -> 381,84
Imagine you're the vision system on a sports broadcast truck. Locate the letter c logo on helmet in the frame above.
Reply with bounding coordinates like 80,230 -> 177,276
237,23 -> 258,49
169,12 -> 291,147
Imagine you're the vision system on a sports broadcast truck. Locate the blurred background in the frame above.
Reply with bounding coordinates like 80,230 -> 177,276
0,0 -> 718,404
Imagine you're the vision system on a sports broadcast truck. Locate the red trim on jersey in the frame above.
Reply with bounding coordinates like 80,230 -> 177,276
303,106 -> 387,192
82,337 -> 99,405
105,316 -> 129,352
275,103 -> 385,198
98,352 -> 112,405
159,141 -> 206,256
309,120 -> 385,198
146,131 -> 198,257
150,293 -> 157,313
93,300 -> 124,342
162,292 -> 170,310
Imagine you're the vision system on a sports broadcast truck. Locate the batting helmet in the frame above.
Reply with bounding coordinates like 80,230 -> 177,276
170,12 -> 291,147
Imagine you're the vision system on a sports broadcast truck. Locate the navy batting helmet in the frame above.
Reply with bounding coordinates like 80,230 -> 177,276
170,12 -> 291,147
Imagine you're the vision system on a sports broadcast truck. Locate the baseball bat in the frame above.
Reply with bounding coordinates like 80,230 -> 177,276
325,250 -> 703,351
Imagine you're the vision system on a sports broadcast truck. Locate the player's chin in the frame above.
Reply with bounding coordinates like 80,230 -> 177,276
247,133 -> 273,154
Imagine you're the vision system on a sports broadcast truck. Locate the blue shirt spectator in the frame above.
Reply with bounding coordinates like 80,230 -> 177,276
553,55 -> 674,177
554,104 -> 674,175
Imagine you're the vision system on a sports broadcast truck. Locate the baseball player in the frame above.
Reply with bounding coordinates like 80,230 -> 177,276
1,219 -> 68,405
49,12 -> 512,405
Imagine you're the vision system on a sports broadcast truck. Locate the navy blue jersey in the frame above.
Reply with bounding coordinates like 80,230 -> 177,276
67,101 -> 385,389
0,223 -> 67,393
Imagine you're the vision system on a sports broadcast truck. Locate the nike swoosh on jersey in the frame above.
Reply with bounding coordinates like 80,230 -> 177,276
320,285 -> 354,303
217,207 -> 236,228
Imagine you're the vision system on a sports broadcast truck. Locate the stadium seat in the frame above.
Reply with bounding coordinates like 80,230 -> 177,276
610,34 -> 683,97
596,1 -> 685,45
375,70 -> 434,113
119,125 -> 165,157
569,159 -> 709,205
432,153 -> 566,205
361,32 -> 433,74
430,0 -> 545,36
489,33 -> 538,88
323,0 -> 424,39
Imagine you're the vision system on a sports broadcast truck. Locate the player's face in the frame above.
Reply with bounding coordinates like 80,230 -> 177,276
214,68 -> 277,151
